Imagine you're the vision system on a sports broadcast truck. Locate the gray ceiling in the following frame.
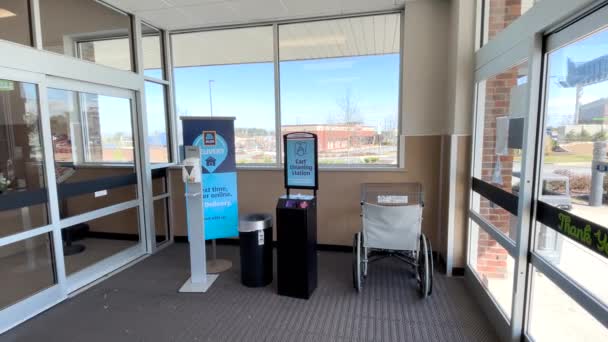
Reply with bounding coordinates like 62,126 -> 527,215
103,0 -> 409,30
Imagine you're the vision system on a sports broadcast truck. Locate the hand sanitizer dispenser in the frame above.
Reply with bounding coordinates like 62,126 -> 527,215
179,146 -> 218,293
182,157 -> 202,184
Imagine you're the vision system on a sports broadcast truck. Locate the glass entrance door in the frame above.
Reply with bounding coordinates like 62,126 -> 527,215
468,51 -> 531,340
469,4 -> 608,341
45,79 -> 146,292
526,7 -> 608,340
0,70 -> 63,332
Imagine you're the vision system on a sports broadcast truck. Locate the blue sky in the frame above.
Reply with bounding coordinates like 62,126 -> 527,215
545,28 -> 608,127
173,54 -> 400,132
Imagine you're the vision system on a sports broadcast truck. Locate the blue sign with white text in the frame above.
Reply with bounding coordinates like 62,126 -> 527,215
182,117 -> 238,240
286,138 -> 316,188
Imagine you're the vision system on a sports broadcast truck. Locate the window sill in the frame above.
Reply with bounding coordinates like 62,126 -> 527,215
168,164 -> 405,172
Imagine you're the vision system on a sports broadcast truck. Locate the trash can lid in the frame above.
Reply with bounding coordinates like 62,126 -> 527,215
239,213 -> 272,232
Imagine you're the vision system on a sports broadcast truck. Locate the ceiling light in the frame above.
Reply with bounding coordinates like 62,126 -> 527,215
0,8 -> 16,18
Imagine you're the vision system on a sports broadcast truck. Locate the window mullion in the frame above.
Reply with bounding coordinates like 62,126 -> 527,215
273,23 -> 282,168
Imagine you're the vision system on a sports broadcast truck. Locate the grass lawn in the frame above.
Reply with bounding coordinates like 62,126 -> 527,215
513,153 -> 593,164
543,154 -> 593,164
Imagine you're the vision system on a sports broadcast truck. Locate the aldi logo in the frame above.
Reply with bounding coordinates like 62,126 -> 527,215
203,131 -> 216,146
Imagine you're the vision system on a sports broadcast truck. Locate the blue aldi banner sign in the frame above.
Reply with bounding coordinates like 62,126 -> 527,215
284,132 -> 318,190
181,117 -> 238,240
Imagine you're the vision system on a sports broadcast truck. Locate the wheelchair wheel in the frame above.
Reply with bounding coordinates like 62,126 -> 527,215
361,234 -> 368,278
425,235 -> 434,296
352,233 -> 363,292
417,234 -> 430,298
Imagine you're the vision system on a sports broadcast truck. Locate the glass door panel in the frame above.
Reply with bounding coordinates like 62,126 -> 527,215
0,78 -> 57,312
469,60 -> 529,323
469,221 -> 515,318
0,80 -> 49,237
540,25 -> 608,226
0,233 -> 56,309
46,84 -> 143,279
472,62 -> 529,240
527,267 -> 607,341
64,207 -> 139,275
536,16 -> 608,305
528,8 -> 608,340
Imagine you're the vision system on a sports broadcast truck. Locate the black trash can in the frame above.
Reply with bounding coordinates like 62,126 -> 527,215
239,213 -> 273,287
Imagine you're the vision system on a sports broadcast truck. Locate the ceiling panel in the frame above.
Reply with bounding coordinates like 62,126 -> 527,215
103,0 -> 408,30
104,0 -> 170,12
172,12 -> 400,67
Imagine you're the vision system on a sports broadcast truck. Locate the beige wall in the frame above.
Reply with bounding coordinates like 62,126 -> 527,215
454,135 -> 472,267
440,0 -> 476,268
170,136 -> 443,247
403,0 -> 451,136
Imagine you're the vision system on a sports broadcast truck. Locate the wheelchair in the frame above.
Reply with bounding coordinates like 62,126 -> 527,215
352,183 -> 433,298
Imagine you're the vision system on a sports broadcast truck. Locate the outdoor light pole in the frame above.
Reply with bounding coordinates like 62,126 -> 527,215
208,80 -> 215,117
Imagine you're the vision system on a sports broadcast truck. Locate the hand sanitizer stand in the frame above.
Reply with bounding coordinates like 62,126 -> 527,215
179,146 -> 218,293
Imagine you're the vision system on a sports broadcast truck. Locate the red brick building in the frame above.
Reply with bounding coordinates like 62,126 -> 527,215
282,124 -> 376,152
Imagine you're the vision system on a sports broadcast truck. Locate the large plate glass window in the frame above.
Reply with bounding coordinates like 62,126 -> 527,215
0,0 -> 33,46
172,26 -> 276,164
39,0 -> 133,71
278,14 -> 401,166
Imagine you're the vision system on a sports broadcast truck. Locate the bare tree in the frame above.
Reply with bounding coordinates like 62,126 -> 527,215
336,88 -> 362,125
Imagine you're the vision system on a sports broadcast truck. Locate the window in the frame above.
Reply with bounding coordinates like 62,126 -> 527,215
172,26 -> 276,164
171,13 -> 402,168
142,23 -> 163,79
0,0 -> 32,46
279,14 -> 401,166
40,0 -> 133,71
145,81 -> 170,163
482,0 -> 538,45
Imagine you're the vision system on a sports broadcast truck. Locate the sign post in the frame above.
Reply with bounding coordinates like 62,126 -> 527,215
181,117 -> 239,273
